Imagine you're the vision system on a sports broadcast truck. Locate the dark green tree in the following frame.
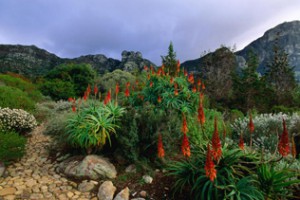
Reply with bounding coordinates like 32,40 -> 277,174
232,50 -> 274,113
264,33 -> 296,106
161,42 -> 177,76
39,63 -> 96,100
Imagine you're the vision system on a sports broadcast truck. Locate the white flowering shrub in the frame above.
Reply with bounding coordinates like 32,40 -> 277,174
231,112 -> 300,152
0,107 -> 37,134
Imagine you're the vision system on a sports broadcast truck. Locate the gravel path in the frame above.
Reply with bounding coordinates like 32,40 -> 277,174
0,125 -> 97,200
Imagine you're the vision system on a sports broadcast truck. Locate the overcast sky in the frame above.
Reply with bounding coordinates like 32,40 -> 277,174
0,0 -> 300,65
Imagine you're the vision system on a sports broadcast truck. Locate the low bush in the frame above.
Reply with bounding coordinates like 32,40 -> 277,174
0,107 -> 37,134
0,86 -> 36,112
0,130 -> 27,164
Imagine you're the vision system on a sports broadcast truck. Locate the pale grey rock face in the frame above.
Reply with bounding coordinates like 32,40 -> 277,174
113,187 -> 130,200
97,181 -> 116,200
59,155 -> 117,180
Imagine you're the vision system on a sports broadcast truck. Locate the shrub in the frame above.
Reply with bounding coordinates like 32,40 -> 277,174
0,107 -> 37,134
231,112 -> 300,152
0,130 -> 27,163
0,73 -> 43,102
65,101 -> 125,154
0,86 -> 36,112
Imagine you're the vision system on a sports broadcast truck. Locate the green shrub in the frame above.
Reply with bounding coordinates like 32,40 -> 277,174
0,86 -> 36,112
44,111 -> 74,138
0,73 -> 43,102
0,107 -> 37,134
0,130 -> 27,163
39,79 -> 76,101
65,101 -> 125,154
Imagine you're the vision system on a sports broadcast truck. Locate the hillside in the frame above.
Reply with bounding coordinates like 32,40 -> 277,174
182,20 -> 300,80
0,45 -> 156,77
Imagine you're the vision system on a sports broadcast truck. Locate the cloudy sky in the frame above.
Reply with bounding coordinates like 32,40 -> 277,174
0,0 -> 300,65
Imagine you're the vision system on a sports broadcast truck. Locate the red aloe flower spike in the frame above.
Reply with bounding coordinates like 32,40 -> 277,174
174,83 -> 179,96
278,118 -> 290,157
239,133 -> 245,150
147,74 -> 150,80
204,144 -> 217,182
144,65 -> 149,71
249,113 -> 255,133
150,81 -> 153,87
188,73 -> 194,84
94,85 -> 98,96
126,82 -> 130,87
68,97 -> 74,102
192,85 -> 197,93
72,105 -> 76,112
211,117 -> 222,161
202,83 -> 206,90
170,77 -> 174,84
125,86 -> 130,97
157,96 -> 162,103
106,89 -> 111,104
184,69 -> 188,77
197,100 -> 205,125
291,136 -> 297,159
181,133 -> 191,157
197,79 -> 201,86
157,134 -> 165,158
181,114 -> 188,134
176,60 -> 180,73
115,83 -> 120,96
83,91 -> 88,101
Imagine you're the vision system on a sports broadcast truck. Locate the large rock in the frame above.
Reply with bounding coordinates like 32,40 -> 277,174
0,161 -> 5,177
59,155 -> 117,180
98,181 -> 116,200
113,187 -> 130,200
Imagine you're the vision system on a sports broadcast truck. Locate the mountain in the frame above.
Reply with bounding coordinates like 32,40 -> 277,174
182,20 -> 300,80
0,45 -> 156,77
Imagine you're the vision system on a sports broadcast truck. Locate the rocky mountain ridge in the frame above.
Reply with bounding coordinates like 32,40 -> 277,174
0,44 -> 155,77
182,20 -> 300,80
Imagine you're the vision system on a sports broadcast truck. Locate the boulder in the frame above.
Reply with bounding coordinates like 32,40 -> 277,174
78,181 -> 95,192
113,187 -> 130,200
59,155 -> 117,180
98,181 -> 116,200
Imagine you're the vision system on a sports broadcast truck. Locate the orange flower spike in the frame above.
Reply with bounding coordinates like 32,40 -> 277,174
204,144 -> 217,182
192,85 -> 197,93
291,136 -> 297,159
184,69 -> 188,77
68,97 -> 74,102
147,74 -> 151,80
94,85 -> 98,96
197,79 -> 201,86
157,96 -> 162,103
115,83 -> 120,96
83,91 -> 88,101
170,77 -> 174,84
181,114 -> 188,134
202,83 -> 206,90
126,82 -> 130,87
249,113 -> 255,133
72,105 -> 76,112
174,83 -> 179,96
188,73 -> 194,84
157,134 -> 165,158
150,81 -> 153,87
239,133 -> 245,150
107,89 -> 111,102
144,65 -> 149,71
211,117 -> 222,161
176,60 -> 180,73
197,101 -> 205,125
125,86 -> 130,97
278,118 -> 290,157
181,133 -> 191,157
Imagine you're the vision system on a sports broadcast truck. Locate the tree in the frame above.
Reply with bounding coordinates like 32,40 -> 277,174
232,50 -> 274,113
40,63 -> 96,100
161,42 -> 177,76
201,46 -> 237,107
264,33 -> 296,106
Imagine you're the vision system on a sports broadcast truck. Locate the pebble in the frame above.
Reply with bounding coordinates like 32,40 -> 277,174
0,124 -> 93,200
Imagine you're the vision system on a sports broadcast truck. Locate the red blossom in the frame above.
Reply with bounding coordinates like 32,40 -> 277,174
144,65 -> 149,71
150,81 -> 153,87
176,60 -> 180,73
211,117 -> 222,161
157,134 -> 165,158
188,73 -> 194,84
125,87 -> 130,97
192,85 -> 197,93
239,134 -> 245,150
174,83 -> 179,96
68,97 -> 74,102
204,144 -> 217,182
83,91 -> 88,101
94,85 -> 98,96
181,133 -> 191,157
249,113 -> 255,133
184,69 -> 188,77
181,114 -> 188,134
170,77 -> 174,84
197,101 -> 205,125
115,83 -> 120,96
104,90 -> 111,105
278,118 -> 290,157
157,96 -> 162,103
72,105 -> 76,112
